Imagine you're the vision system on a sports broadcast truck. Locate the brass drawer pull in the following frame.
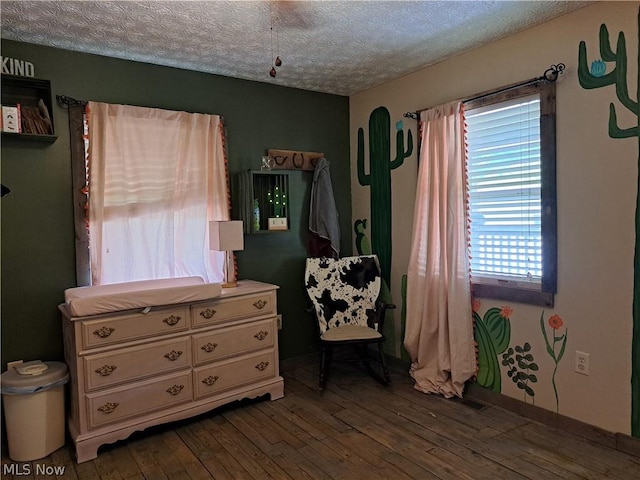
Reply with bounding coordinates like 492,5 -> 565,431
97,402 -> 119,414
164,350 -> 183,361
95,365 -> 117,376
202,375 -> 219,386
254,330 -> 269,341
255,361 -> 270,371
200,308 -> 217,319
201,342 -> 218,353
166,384 -> 185,396
163,315 -> 181,326
253,299 -> 267,310
93,326 -> 115,338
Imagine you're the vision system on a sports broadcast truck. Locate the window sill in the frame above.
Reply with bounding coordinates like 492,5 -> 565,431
472,283 -> 554,307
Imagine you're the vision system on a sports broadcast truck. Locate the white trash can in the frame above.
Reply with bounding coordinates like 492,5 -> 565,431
1,360 -> 69,461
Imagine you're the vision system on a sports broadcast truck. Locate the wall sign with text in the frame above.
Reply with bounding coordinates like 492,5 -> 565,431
2,57 -> 35,78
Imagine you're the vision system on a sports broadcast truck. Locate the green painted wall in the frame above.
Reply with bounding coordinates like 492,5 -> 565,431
0,40 -> 352,368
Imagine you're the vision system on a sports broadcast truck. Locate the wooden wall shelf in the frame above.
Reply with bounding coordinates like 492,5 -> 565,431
1,75 -> 57,143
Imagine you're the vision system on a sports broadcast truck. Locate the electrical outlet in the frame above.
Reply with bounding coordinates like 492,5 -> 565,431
575,351 -> 590,375
276,314 -> 283,330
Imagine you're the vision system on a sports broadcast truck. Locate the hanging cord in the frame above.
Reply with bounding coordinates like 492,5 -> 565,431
268,1 -> 282,77
269,1 -> 277,77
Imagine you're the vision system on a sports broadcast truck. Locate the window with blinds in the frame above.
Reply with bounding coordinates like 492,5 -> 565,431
465,83 -> 556,306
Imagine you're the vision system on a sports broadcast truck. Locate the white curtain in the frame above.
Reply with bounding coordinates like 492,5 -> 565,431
403,101 -> 477,398
86,102 -> 229,285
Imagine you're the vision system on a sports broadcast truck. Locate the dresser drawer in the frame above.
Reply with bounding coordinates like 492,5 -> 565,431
81,307 -> 189,349
193,319 -> 274,366
192,291 -> 276,327
84,337 -> 191,391
193,351 -> 275,399
87,371 -> 192,429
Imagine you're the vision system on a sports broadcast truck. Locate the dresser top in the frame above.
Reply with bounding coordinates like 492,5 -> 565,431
60,279 -> 278,320
218,280 -> 279,299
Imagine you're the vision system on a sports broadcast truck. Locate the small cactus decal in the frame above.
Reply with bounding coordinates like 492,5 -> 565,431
578,8 -> 640,437
354,219 -> 371,256
357,106 -> 413,286
473,305 -> 512,393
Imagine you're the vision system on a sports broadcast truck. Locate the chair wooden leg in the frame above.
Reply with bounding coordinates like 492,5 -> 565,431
359,344 -> 377,377
319,344 -> 331,390
377,342 -> 391,385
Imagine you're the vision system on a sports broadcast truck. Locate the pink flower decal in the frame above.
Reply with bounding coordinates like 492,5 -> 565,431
548,314 -> 564,330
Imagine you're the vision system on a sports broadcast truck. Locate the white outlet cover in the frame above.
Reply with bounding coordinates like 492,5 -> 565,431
575,351 -> 590,375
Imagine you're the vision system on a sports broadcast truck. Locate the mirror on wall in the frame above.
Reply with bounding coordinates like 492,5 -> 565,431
237,171 -> 289,234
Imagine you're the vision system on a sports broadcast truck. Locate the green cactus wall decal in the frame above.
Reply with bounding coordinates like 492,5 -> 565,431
473,306 -> 512,393
578,10 -> 640,437
357,107 -> 413,286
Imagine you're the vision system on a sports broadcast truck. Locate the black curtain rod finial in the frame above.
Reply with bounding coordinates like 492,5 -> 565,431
543,63 -> 566,82
56,95 -> 87,108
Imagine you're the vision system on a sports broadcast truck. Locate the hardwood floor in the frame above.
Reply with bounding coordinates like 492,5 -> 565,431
2,361 -> 639,479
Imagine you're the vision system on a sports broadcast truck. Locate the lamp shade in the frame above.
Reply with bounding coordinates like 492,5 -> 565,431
209,221 -> 244,252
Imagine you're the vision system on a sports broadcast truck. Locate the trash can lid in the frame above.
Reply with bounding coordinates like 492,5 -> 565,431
1,361 -> 69,394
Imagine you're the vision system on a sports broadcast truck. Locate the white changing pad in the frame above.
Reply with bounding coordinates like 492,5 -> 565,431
65,276 -> 222,317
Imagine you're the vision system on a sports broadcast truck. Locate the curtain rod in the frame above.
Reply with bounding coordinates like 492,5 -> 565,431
55,95 -> 226,122
403,63 -> 565,120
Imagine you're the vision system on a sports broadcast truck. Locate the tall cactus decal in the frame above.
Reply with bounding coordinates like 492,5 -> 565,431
357,106 -> 413,286
578,10 -> 640,437
473,306 -> 512,393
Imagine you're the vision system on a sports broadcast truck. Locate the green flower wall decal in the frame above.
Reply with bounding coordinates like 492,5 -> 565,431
540,312 -> 568,413
502,343 -> 538,404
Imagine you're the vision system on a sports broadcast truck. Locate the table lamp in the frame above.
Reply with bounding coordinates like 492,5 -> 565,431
209,220 -> 244,288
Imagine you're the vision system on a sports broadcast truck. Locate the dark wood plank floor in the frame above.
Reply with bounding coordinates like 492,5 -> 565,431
2,361 -> 639,479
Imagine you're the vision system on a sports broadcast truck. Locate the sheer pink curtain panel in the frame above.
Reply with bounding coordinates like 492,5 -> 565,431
86,102 -> 229,285
403,101 -> 476,398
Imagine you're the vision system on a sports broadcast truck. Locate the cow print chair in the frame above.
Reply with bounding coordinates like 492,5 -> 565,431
305,255 -> 394,390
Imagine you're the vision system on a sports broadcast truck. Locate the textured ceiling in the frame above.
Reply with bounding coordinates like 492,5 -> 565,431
1,1 -> 591,96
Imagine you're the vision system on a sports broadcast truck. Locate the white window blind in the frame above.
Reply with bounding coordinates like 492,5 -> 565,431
466,94 -> 542,288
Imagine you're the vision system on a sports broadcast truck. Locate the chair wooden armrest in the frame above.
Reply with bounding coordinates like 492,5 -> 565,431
371,301 -> 396,333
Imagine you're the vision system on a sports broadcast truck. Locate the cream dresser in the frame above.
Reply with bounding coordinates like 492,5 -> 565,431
60,280 -> 284,463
